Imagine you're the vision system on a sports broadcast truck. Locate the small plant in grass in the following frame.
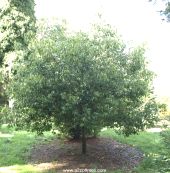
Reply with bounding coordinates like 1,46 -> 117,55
160,129 -> 170,151
160,129 -> 170,152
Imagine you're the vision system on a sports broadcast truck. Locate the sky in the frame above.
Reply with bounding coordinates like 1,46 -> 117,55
35,0 -> 170,99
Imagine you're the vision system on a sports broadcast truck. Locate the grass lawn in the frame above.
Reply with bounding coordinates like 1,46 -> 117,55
0,124 -> 55,173
0,124 -> 170,173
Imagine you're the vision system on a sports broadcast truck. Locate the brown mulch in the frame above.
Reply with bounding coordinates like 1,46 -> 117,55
28,137 -> 143,172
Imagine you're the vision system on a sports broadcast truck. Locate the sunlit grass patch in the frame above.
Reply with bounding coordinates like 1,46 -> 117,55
0,131 -> 37,166
0,125 -> 56,168
100,128 -> 164,153
0,164 -> 39,173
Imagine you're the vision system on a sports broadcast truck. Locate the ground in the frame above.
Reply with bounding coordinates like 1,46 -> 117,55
0,125 -> 170,173
29,137 -> 143,172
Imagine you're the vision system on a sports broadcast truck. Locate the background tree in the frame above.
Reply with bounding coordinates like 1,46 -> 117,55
149,0 -> 170,21
162,1 -> 170,21
0,0 -> 36,124
0,0 -> 36,64
9,23 -> 159,154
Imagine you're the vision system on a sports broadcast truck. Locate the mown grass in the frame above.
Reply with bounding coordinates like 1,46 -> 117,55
1,124 -> 170,173
0,124 -> 55,173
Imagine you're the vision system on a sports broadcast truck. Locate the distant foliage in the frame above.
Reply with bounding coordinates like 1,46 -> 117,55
150,0 -> 170,21
162,1 -> 170,21
0,0 -> 36,125
0,0 -> 36,64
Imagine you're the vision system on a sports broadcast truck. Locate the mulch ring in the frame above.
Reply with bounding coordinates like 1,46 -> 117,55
28,137 -> 143,172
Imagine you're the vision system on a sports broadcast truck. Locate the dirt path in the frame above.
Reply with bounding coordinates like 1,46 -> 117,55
28,137 -> 143,172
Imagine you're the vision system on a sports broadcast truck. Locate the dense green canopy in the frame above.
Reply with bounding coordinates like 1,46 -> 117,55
9,23 -> 159,153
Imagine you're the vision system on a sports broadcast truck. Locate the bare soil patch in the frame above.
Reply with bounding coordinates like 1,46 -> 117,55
28,137 -> 143,172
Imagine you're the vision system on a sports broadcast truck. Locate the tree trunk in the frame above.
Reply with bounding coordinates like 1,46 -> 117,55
82,126 -> 86,154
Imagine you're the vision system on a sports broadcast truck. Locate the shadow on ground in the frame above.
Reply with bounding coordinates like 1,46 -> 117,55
28,137 -> 143,173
